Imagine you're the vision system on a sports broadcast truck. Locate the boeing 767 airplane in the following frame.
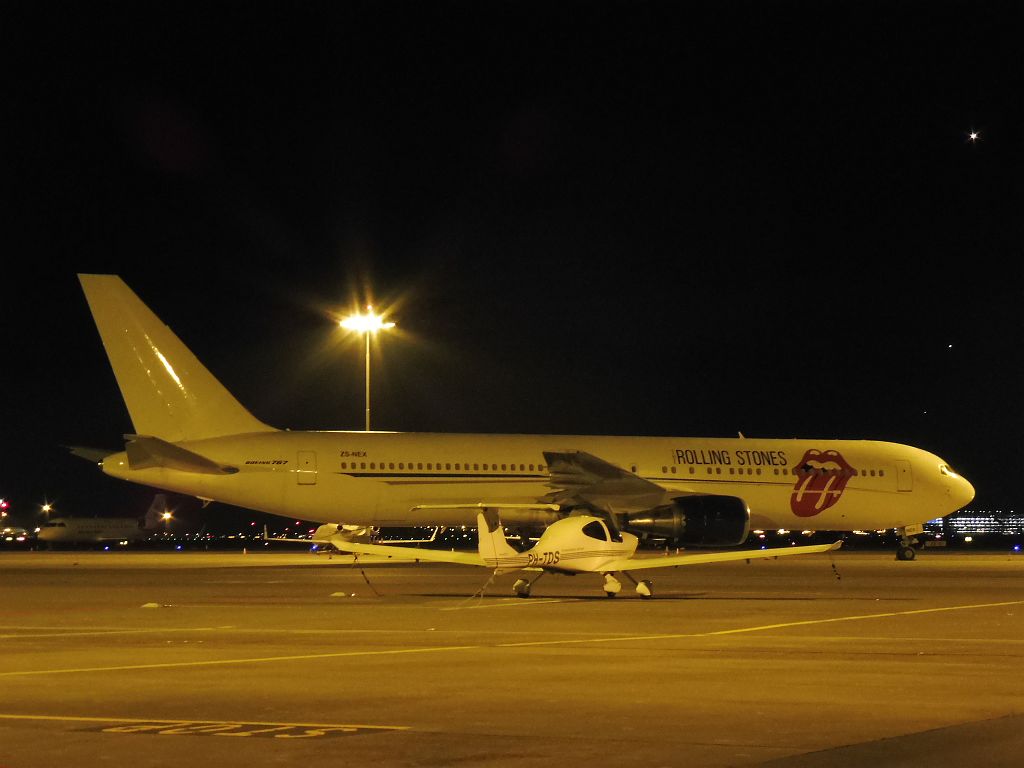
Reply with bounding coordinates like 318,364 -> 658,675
75,275 -> 974,561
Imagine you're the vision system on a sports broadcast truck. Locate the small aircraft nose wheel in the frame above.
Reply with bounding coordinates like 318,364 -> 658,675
603,573 -> 622,598
512,578 -> 531,598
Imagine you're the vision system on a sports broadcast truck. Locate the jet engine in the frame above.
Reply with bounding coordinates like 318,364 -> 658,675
623,495 -> 750,546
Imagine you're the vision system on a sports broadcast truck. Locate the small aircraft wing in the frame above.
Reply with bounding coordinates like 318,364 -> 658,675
328,538 -> 486,566
602,541 -> 842,572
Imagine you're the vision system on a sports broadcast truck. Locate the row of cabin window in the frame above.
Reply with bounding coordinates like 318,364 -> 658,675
340,461 -> 547,473
661,466 -> 886,478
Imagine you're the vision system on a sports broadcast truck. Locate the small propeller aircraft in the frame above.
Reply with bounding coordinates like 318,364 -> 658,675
319,510 -> 841,598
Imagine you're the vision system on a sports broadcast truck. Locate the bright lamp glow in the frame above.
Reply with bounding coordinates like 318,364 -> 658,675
339,306 -> 395,333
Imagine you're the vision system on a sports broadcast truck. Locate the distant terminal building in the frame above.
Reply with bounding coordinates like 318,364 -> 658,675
925,509 -> 1023,536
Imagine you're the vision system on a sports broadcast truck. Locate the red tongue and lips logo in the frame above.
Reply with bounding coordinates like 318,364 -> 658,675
790,449 -> 856,517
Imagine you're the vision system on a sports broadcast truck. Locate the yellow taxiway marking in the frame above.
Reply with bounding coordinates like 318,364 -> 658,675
0,627 -> 226,640
440,598 -> 571,611
0,645 -> 480,678
497,599 -> 1024,647
1,599 -> 1020,675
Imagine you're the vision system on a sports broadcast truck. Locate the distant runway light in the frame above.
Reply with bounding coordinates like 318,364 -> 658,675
968,131 -> 979,142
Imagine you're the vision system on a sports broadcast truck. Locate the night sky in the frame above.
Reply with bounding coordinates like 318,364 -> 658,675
4,2 -> 1021,525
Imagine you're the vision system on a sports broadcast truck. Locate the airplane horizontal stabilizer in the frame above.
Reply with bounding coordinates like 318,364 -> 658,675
125,435 -> 239,475
66,445 -> 118,463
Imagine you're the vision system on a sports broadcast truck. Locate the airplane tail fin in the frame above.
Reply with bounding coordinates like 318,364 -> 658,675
476,511 -> 519,562
79,275 -> 276,442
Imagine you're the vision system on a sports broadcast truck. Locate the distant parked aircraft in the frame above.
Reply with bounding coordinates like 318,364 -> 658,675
36,494 -> 169,546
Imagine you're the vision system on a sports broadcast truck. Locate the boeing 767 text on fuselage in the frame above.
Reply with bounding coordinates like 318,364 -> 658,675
75,275 -> 974,560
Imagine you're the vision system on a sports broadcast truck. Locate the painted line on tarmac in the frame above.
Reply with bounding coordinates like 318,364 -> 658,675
702,599 -> 1024,637
0,626 -> 228,640
440,598 -> 572,610
0,644 -> 481,678
0,713 -> 407,735
2,600 -> 1020,674
496,599 -> 1024,647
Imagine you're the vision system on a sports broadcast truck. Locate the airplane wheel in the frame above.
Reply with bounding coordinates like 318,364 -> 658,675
512,578 -> 531,598
636,580 -> 653,598
896,545 -> 916,561
602,573 -> 622,598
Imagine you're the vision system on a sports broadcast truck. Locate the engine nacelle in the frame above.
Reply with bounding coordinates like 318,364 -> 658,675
623,495 -> 750,546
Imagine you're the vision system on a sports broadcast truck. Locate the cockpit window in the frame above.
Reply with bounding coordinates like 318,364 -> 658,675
581,520 -> 609,542
939,464 -> 958,478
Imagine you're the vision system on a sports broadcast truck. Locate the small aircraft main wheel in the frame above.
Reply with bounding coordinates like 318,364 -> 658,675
512,578 -> 531,598
602,574 -> 622,598
636,580 -> 653,598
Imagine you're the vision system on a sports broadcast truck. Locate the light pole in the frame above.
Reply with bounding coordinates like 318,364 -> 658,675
340,306 -> 395,431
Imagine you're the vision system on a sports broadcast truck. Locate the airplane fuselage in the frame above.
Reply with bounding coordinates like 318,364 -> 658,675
100,431 -> 974,532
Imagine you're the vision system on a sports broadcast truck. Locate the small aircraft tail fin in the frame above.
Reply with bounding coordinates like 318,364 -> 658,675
78,274 -> 276,442
476,511 -> 519,562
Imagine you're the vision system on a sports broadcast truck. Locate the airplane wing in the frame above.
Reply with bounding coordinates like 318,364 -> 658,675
543,450 -> 684,511
602,541 -> 842,572
327,538 -> 486,566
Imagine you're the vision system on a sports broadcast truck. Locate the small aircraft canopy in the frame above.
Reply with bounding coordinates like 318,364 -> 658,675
581,520 -> 610,542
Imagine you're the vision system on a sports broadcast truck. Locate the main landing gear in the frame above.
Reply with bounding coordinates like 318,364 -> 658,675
605,572 -> 654,599
512,572 -> 654,599
512,573 -> 545,598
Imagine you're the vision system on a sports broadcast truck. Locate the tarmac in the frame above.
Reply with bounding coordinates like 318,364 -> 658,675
0,549 -> 1022,767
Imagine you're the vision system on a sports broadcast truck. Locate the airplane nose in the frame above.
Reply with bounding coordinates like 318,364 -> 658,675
953,476 -> 975,510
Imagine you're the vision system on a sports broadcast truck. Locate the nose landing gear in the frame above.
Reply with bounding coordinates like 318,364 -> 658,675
895,525 -> 923,561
